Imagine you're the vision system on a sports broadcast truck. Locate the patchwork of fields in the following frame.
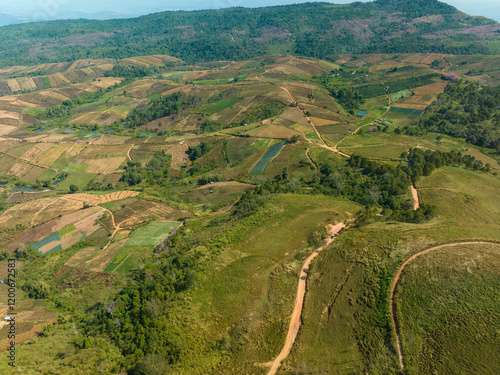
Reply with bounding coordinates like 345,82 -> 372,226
0,52 -> 499,374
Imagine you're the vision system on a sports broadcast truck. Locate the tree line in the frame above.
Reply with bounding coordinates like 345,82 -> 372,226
413,81 -> 500,152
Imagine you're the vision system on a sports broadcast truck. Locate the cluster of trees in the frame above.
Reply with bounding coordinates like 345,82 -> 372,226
414,81 -> 500,152
320,72 -> 438,113
187,160 -> 217,177
235,153 -> 432,223
236,146 -> 490,224
383,73 -> 438,93
120,151 -> 172,186
402,148 -> 490,181
35,82 -> 123,121
124,92 -> 201,128
104,64 -> 160,80
121,161 -> 144,186
86,222 -> 221,371
187,142 -> 212,162
239,102 -> 286,125
329,87 -> 363,111
356,84 -> 387,99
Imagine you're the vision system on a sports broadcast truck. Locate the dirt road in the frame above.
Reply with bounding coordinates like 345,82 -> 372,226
305,148 -> 318,170
265,222 -> 346,375
410,184 -> 419,210
390,241 -> 496,374
335,88 -> 391,150
279,86 -> 350,158
127,144 -> 134,161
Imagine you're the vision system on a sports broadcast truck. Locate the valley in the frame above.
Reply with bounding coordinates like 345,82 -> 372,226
0,20 -> 498,374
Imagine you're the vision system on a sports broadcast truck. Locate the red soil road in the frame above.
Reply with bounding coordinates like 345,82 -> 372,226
390,241 -> 496,374
410,184 -> 420,210
264,222 -> 346,375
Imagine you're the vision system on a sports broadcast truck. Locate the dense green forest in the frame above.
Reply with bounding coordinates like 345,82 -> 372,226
124,92 -> 201,128
413,81 -> 500,152
0,0 -> 498,67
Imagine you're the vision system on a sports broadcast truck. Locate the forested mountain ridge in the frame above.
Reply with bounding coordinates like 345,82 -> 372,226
0,0 -> 499,67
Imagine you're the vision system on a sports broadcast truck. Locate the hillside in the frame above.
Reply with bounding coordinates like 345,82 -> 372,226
0,48 -> 498,374
0,0 -> 499,67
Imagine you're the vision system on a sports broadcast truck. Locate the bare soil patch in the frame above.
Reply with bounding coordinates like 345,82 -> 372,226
0,197 -> 76,229
0,124 -> 16,135
112,199 -> 180,227
8,162 -> 32,178
63,190 -> 140,205
0,110 -> 22,121
167,143 -> 190,168
308,116 -> 339,126
412,81 -> 448,95
84,156 -> 126,174
7,206 -> 104,252
255,124 -> 302,139
300,104 -> 342,121
280,106 -> 310,127
20,143 -> 52,163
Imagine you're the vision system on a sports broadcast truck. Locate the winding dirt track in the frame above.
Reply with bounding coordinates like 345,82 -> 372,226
280,86 -> 424,212
305,148 -> 318,170
127,144 -> 134,160
264,222 -> 346,375
390,241 -> 497,374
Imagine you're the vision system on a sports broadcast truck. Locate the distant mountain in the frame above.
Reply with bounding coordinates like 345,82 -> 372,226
0,0 -> 499,67
0,11 -> 133,26
0,13 -> 23,26
47,11 -> 133,21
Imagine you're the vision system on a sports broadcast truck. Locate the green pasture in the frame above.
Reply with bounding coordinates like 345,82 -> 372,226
58,172 -> 96,190
199,96 -> 241,115
127,221 -> 181,246
416,167 -> 500,239
104,245 -> 152,274
338,132 -> 446,159
182,194 -> 361,371
397,243 -> 500,375
60,224 -> 76,236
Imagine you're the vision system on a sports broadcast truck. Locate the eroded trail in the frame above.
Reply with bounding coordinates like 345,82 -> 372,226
390,241 -> 496,374
264,222 -> 346,375
99,206 -> 119,250
410,183 -> 419,210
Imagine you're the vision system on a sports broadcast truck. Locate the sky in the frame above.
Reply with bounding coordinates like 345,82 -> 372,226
0,0 -> 499,23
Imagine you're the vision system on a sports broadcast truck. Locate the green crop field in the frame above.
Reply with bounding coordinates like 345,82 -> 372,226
127,221 -> 181,246
58,172 -> 96,190
60,224 -> 76,236
199,96 -> 242,115
104,244 -> 152,274
251,141 -> 286,175
390,107 -> 424,116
